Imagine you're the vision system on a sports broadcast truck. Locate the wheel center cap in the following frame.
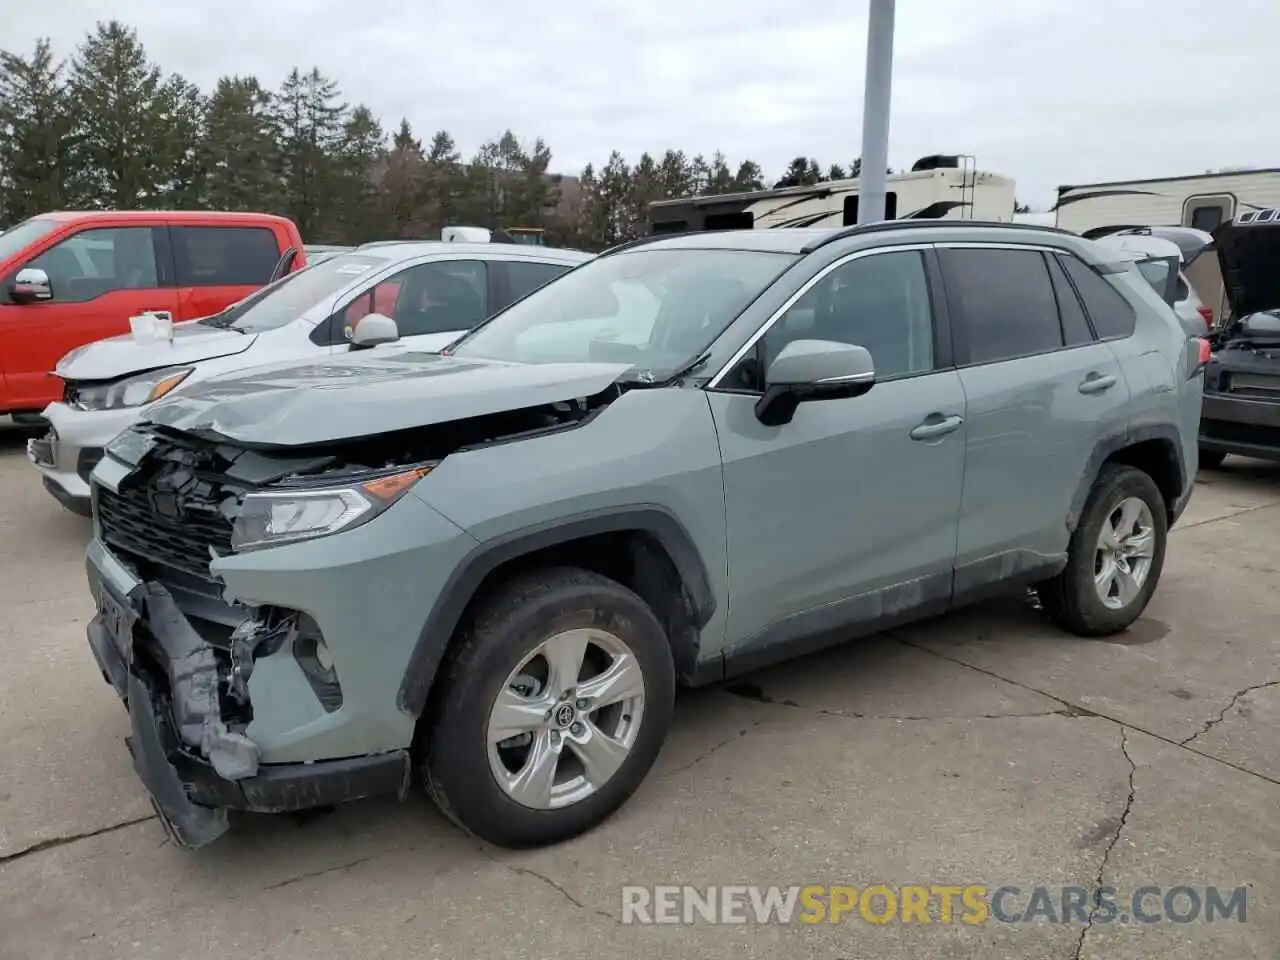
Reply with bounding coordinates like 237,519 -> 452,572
552,702 -> 577,728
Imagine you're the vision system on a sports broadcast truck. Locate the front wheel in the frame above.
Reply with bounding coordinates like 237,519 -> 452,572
1037,463 -> 1168,637
420,567 -> 675,848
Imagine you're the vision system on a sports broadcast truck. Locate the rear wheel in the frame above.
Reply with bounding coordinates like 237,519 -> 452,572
1198,447 -> 1227,469
1038,463 -> 1167,637
420,567 -> 675,848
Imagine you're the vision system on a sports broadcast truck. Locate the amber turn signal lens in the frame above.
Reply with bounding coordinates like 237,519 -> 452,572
360,465 -> 433,502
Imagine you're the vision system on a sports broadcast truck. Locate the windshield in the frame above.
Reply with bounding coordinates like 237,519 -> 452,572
198,253 -> 389,333
0,217 -> 61,264
449,248 -> 795,379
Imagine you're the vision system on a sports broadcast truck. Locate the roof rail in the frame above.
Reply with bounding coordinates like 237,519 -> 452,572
798,218 -> 1079,254
597,234 -> 672,257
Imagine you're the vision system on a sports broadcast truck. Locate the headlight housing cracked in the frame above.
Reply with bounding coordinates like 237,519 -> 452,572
72,367 -> 193,411
230,464 -> 436,553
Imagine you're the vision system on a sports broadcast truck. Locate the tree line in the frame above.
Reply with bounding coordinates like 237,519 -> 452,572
0,20 -> 921,250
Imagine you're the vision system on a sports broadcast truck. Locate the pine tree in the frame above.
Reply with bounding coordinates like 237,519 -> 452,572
66,20 -> 167,208
0,38 -> 77,220
201,76 -> 279,212
271,67 -> 347,239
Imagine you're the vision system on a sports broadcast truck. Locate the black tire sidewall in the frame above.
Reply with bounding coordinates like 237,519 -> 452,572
426,572 -> 675,848
1064,466 -> 1168,632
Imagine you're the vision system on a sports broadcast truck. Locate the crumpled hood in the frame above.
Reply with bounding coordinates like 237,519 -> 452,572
1214,217 -> 1280,318
142,351 -> 633,447
56,320 -> 258,381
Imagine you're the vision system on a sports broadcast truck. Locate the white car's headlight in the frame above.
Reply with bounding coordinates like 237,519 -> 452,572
230,464 -> 435,552
74,367 -> 193,411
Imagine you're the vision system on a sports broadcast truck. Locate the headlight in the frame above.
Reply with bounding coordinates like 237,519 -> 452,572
73,367 -> 192,411
230,464 -> 435,552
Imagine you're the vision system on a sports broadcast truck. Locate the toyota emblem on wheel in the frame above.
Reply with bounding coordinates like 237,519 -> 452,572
553,702 -> 576,728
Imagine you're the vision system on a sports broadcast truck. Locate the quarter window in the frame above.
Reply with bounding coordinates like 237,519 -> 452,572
756,250 -> 935,385
1057,254 -> 1137,340
1045,254 -> 1095,346
25,227 -> 159,302
940,248 -> 1062,364
172,226 -> 281,286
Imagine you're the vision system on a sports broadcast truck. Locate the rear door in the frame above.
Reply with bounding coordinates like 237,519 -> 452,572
938,244 -> 1132,588
0,223 -> 178,410
170,224 -> 283,321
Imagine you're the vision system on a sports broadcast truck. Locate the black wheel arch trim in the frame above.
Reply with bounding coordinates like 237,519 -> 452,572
397,505 -> 717,714
1067,424 -> 1186,533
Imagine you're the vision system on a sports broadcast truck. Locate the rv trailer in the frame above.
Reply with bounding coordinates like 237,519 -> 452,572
1054,168 -> 1280,236
647,155 -> 1016,234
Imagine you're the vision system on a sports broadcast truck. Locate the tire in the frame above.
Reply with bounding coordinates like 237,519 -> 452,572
1198,447 -> 1227,469
420,566 -> 675,848
1037,463 -> 1168,637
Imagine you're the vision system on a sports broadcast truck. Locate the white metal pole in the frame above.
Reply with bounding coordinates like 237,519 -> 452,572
857,0 -> 895,224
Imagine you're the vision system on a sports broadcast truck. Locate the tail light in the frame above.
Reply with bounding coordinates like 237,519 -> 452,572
1188,337 -> 1212,378
1197,305 -> 1214,327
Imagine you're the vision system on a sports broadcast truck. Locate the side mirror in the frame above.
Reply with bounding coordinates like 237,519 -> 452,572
349,312 -> 400,349
10,267 -> 52,304
754,339 -> 875,426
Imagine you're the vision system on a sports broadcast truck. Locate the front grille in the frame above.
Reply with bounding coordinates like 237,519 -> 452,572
96,483 -> 233,583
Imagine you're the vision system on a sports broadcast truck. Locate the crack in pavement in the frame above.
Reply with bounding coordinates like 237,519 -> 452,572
0,814 -> 157,867
1073,729 -> 1137,960
1170,499 -> 1280,533
661,719 -> 771,777
723,681 -> 1094,721
900,638 -> 1280,787
1180,680 -> 1280,746
476,846 -> 619,924
261,853 -> 381,891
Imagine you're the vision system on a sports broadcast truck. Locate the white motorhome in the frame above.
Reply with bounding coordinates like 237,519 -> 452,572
1054,167 -> 1280,236
647,155 -> 1016,234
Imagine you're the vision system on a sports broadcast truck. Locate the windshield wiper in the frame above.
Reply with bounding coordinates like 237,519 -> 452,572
661,351 -> 713,385
619,352 -> 713,388
197,309 -> 244,331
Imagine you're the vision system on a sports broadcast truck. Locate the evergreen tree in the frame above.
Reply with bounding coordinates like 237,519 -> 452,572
0,38 -> 77,219
201,76 -> 279,212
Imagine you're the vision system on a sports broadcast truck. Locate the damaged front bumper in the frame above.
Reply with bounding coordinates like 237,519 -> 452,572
84,538 -> 410,849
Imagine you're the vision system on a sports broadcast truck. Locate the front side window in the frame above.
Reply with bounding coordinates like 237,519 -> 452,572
940,247 -> 1063,364
756,250 -> 934,385
450,248 -> 795,382
379,260 -> 488,337
173,226 -> 281,286
26,227 -> 159,302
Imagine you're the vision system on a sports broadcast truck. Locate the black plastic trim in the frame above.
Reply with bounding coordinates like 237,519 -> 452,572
1066,425 -> 1187,532
397,506 -> 718,713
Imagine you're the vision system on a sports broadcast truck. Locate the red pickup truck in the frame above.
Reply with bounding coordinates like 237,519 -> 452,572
0,210 -> 306,419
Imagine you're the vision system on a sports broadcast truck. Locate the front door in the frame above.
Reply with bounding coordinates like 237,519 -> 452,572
706,247 -> 967,659
0,225 -> 177,410
333,259 -> 492,352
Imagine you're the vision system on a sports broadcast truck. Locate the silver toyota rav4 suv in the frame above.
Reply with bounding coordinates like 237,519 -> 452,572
83,222 -> 1206,850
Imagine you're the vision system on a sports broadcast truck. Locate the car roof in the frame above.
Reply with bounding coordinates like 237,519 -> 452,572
611,220 -> 1089,257
38,210 -> 297,227
1094,233 -> 1184,262
353,240 -> 593,263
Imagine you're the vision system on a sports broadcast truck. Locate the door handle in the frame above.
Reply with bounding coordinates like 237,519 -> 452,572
910,414 -> 964,441
1078,373 -> 1117,395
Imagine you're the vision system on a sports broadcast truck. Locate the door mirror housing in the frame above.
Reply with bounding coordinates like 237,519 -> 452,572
10,267 -> 52,304
349,312 -> 400,349
754,339 -> 876,426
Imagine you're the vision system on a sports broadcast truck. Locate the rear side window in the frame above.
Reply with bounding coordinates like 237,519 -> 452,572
1045,255 -> 1095,346
1057,254 -> 1137,339
940,247 -> 1062,364
172,226 -> 281,287
505,260 -> 573,304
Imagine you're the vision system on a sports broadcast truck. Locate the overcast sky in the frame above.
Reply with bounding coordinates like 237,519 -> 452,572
10,0 -> 1276,208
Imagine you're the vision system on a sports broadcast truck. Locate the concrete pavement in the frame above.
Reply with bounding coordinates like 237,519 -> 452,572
0,424 -> 1276,960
